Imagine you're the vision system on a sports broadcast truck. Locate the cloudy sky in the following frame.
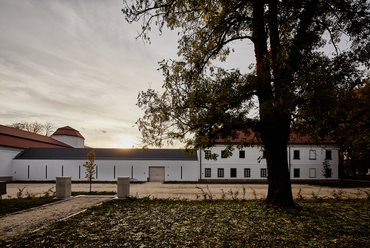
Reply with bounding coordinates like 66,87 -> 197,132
0,0 -> 255,148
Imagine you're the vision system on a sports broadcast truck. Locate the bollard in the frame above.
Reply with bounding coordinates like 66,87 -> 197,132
56,176 -> 71,199
117,176 -> 130,199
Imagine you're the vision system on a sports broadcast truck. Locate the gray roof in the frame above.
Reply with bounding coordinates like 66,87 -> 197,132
14,148 -> 198,161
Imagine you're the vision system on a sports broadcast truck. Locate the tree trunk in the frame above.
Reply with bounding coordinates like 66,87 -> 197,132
261,121 -> 295,208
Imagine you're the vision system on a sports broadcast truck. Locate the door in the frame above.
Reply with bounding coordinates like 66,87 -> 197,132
149,166 -> 165,182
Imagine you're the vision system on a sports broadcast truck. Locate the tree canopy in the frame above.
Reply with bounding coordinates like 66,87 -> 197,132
123,0 -> 370,207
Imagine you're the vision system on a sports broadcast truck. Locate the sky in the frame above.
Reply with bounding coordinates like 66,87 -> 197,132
0,0 -> 254,148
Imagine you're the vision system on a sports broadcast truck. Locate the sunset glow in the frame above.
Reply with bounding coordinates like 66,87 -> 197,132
109,135 -> 138,148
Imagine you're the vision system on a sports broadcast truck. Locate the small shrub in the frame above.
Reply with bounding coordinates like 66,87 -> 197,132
228,189 -> 240,200
297,188 -> 304,200
44,187 -> 56,197
16,187 -> 26,198
250,187 -> 257,200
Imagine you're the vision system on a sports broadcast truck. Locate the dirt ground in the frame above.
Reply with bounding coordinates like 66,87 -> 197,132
1,182 -> 370,241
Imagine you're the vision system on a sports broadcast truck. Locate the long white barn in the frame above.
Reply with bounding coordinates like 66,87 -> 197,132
0,125 -> 338,181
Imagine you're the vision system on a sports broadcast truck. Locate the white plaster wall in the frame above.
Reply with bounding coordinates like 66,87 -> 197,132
200,145 -> 339,180
288,144 -> 338,179
0,146 -> 23,178
51,135 -> 84,148
12,159 -> 199,181
200,146 -> 267,179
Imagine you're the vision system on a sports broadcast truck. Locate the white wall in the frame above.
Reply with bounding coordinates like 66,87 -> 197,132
51,135 -> 84,148
200,146 -> 267,180
288,144 -> 338,180
0,146 -> 23,179
12,159 -> 199,181
200,144 -> 339,180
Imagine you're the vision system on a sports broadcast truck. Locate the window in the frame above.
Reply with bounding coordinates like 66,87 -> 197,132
325,168 -> 332,178
294,168 -> 300,178
221,150 -> 226,158
309,150 -> 316,160
218,168 -> 224,178
230,168 -> 237,178
293,150 -> 300,160
244,168 -> 251,177
325,150 -> 332,160
239,150 -> 245,158
205,168 -> 211,177
261,168 -> 267,178
309,168 -> 316,178
205,150 -> 211,157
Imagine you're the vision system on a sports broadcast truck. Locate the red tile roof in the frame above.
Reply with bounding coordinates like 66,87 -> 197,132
0,125 -> 72,149
52,126 -> 85,139
214,131 -> 335,144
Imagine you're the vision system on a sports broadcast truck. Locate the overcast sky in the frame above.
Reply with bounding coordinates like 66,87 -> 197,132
0,0 -> 255,148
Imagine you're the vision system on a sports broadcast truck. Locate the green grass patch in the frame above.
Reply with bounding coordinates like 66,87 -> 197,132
0,197 -> 60,217
2,198 -> 370,247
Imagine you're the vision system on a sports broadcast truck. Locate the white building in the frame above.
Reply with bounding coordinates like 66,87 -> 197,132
0,125 -> 338,182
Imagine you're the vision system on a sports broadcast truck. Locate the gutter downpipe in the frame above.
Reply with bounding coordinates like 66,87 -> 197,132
288,145 -> 291,175
199,149 -> 202,181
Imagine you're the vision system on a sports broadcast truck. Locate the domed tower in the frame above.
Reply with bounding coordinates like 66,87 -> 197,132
51,126 -> 85,148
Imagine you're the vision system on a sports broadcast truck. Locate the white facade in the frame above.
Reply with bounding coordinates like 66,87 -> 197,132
0,146 -> 23,180
12,159 -> 199,181
288,144 -> 338,180
51,135 -> 84,148
199,144 -> 338,180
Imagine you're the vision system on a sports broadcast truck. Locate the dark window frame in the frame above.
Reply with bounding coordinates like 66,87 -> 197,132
217,168 -> 224,178
261,168 -> 267,178
230,168 -> 237,178
244,168 -> 251,178
205,168 -> 211,177
325,150 -> 332,160
293,150 -> 300,160
221,150 -> 226,158
294,168 -> 300,178
239,150 -> 245,158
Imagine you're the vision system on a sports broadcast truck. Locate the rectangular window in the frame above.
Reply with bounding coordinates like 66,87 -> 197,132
230,168 -> 237,178
294,168 -> 300,178
325,150 -> 332,160
239,150 -> 245,158
261,168 -> 267,178
218,168 -> 224,177
309,168 -> 316,178
244,168 -> 251,177
309,150 -> 316,160
205,150 -> 211,157
45,165 -> 47,179
325,168 -> 332,178
221,150 -> 226,158
293,150 -> 300,160
205,168 -> 211,177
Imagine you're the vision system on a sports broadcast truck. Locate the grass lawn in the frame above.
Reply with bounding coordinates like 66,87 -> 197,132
2,198 -> 369,247
0,191 -> 116,217
0,197 -> 60,217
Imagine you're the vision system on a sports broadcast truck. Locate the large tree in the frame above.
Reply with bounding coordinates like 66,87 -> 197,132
295,81 -> 370,179
123,0 -> 370,207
